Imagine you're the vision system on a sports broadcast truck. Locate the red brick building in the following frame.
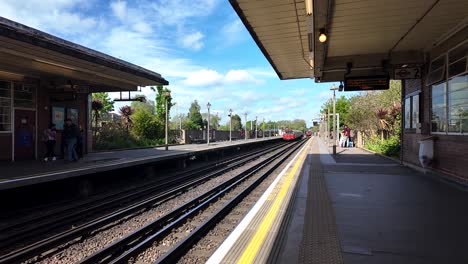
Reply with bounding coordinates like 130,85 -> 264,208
0,17 -> 168,161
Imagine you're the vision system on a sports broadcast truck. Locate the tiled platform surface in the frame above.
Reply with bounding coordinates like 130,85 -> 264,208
277,137 -> 468,264
0,137 -> 279,190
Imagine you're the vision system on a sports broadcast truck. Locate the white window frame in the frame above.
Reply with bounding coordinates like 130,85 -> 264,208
0,80 -> 13,133
404,91 -> 420,130
431,39 -> 468,136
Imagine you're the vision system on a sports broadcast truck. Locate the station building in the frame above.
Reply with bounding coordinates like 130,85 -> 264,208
230,1 -> 468,182
0,17 -> 168,161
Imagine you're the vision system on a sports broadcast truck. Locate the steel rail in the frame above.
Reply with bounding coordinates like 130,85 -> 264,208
0,142 -> 287,264
0,141 -> 285,248
156,139 -> 307,264
79,139 -> 306,264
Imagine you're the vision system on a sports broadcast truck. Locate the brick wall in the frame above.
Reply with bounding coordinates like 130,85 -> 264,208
401,31 -> 468,183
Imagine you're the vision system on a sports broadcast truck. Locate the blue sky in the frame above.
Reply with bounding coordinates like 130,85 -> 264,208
0,0 -> 344,126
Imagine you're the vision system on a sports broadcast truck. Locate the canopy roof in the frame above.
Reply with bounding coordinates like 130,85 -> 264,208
0,17 -> 168,91
231,0 -> 468,82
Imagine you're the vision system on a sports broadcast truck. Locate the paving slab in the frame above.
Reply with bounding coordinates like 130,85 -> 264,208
279,137 -> 468,264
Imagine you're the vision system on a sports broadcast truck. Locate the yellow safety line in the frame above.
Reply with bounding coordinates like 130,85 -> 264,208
236,140 -> 311,264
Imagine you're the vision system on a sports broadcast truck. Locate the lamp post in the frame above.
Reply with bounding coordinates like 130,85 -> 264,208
244,112 -> 247,140
255,116 -> 258,139
207,102 -> 211,145
163,91 -> 171,151
229,109 -> 233,142
262,118 -> 265,139
330,84 -> 338,154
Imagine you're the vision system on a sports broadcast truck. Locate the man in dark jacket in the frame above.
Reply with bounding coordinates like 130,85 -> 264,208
63,118 -> 79,161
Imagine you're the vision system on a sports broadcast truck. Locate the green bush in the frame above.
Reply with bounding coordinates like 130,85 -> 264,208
365,136 -> 400,158
131,109 -> 164,140
94,121 -> 163,151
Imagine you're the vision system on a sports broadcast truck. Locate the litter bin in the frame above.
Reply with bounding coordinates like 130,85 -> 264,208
418,137 -> 434,169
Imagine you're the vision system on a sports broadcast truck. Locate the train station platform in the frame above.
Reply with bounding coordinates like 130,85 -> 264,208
0,137 -> 280,191
210,137 -> 468,264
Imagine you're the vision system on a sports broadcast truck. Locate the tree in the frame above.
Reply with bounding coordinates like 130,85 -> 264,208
233,114 -> 242,130
187,100 -> 204,130
91,99 -> 104,137
151,85 -> 175,122
131,95 -> 155,114
119,106 -> 133,131
132,109 -> 163,140
92,92 -> 114,114
202,113 -> 221,130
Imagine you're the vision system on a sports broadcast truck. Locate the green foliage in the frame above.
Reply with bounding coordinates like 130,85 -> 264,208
321,95 -> 351,127
346,80 -> 402,138
187,100 -> 204,130
230,114 -> 242,130
131,95 -> 155,114
131,109 -> 164,140
365,135 -> 401,158
92,93 -> 114,113
94,122 -> 162,150
151,85 -> 175,121
276,119 -> 307,131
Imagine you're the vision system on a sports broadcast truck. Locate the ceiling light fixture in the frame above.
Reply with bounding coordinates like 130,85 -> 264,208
319,28 -> 327,43
305,0 -> 313,16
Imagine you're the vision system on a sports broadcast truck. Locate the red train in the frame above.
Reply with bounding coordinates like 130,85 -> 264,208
282,130 -> 304,141
305,131 -> 312,137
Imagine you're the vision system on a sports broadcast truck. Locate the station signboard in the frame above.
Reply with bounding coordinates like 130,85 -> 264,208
393,67 -> 421,79
344,75 -> 389,91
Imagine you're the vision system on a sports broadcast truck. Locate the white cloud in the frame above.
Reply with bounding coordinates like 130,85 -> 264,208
110,1 -> 127,21
149,0 -> 217,26
181,32 -> 205,51
182,69 -> 224,86
225,70 -> 263,85
182,69 -> 264,86
0,0 -> 97,35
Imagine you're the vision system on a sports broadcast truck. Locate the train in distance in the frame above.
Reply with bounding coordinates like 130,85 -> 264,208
282,129 -> 304,141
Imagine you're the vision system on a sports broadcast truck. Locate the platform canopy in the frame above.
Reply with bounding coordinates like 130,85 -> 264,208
230,0 -> 468,82
0,17 -> 168,92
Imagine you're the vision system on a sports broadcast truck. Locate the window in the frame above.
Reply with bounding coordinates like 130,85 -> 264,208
405,94 -> 420,129
448,75 -> 468,133
432,83 -> 446,132
14,83 -> 36,108
431,40 -> 468,134
0,81 -> 12,132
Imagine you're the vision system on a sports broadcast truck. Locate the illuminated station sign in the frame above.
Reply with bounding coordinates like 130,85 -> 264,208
344,76 -> 389,91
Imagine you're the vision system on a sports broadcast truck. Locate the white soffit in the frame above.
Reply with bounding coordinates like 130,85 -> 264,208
328,0 -> 468,57
233,0 -> 311,80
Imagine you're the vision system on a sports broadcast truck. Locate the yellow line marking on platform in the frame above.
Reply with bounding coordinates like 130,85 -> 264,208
236,140 -> 311,264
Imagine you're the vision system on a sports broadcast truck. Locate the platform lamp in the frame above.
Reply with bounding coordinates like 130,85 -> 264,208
207,102 -> 211,145
330,84 -> 338,154
164,91 -> 171,150
255,116 -> 258,139
244,112 -> 248,140
229,109 -> 233,142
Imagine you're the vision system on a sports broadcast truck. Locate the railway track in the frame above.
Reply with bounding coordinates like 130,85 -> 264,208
0,141 -> 288,264
76,139 -> 307,264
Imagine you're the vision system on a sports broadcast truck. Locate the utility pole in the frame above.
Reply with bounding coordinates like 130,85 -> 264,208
207,102 -> 211,145
229,109 -> 233,142
164,91 -> 171,150
331,84 -> 338,154
255,116 -> 258,139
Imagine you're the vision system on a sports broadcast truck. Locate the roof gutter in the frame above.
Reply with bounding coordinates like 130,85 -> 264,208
228,0 -> 284,80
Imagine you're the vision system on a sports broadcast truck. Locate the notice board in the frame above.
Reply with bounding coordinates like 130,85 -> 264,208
344,76 -> 389,91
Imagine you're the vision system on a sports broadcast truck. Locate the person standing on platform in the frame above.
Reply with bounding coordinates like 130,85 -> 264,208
43,123 -> 57,162
76,124 -> 84,159
342,125 -> 351,147
63,118 -> 79,162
